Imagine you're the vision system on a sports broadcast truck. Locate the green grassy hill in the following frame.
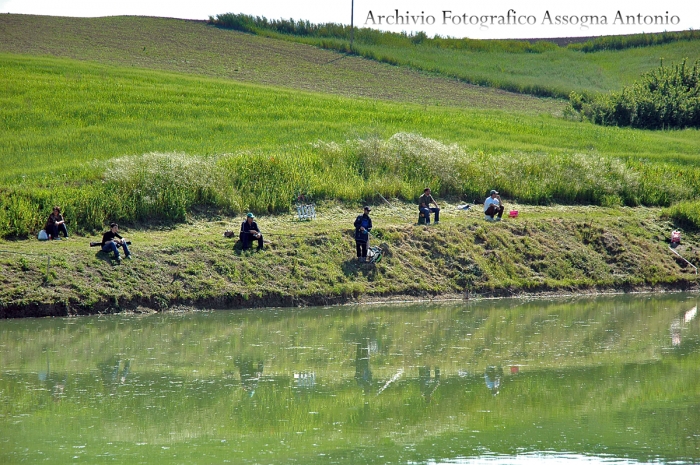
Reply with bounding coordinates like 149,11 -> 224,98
0,14 -> 698,314
208,13 -> 700,98
0,14 -> 559,114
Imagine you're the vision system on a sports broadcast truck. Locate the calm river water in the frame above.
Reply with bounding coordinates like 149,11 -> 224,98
1,293 -> 700,464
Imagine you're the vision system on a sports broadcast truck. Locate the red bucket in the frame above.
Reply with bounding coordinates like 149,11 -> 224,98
509,210 -> 519,218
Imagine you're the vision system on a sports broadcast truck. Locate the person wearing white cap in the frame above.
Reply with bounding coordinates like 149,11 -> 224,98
240,212 -> 264,250
484,190 -> 504,221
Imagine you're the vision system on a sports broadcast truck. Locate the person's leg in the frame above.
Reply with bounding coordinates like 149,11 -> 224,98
420,207 -> 431,224
431,207 -> 440,223
484,205 -> 496,219
47,224 -> 58,239
120,241 -> 131,257
58,223 -> 69,238
102,242 -> 120,259
361,241 -> 368,259
356,241 -> 362,258
496,205 -> 504,219
256,235 -> 264,250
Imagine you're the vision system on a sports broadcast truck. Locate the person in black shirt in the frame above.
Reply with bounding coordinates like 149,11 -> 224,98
101,223 -> 131,261
45,206 -> 69,239
240,213 -> 264,251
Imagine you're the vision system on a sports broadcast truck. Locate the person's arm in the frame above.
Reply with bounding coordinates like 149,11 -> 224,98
430,195 -> 439,208
367,217 -> 373,232
354,216 -> 362,229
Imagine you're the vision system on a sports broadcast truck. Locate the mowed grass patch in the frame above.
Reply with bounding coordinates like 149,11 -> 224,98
0,14 -> 562,114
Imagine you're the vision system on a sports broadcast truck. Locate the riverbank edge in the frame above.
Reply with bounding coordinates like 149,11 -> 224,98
2,282 -> 699,319
2,205 -> 699,319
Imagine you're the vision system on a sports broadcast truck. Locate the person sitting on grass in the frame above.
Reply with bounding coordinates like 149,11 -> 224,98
240,212 -> 264,251
101,223 -> 132,262
354,206 -> 373,262
45,206 -> 69,240
484,190 -> 504,221
418,188 -> 440,225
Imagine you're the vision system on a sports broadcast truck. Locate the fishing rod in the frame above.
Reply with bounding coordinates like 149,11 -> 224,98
265,232 -> 329,238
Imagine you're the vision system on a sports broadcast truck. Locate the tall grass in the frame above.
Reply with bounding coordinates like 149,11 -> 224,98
663,200 -> 700,230
4,133 -> 700,238
2,55 -> 700,238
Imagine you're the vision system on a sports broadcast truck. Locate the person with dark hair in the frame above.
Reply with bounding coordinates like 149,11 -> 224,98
45,206 -> 68,240
484,189 -> 504,221
101,223 -> 132,261
354,206 -> 373,262
418,188 -> 440,225
240,212 -> 264,251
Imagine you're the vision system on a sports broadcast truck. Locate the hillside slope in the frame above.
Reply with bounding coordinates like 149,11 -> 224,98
0,14 -> 561,114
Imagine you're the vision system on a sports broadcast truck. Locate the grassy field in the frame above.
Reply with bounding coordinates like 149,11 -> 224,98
208,14 -> 700,98
0,14 -> 560,114
1,15 -> 699,313
2,53 -> 700,237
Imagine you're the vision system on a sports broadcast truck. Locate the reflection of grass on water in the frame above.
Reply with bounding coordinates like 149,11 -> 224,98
2,352 -> 699,464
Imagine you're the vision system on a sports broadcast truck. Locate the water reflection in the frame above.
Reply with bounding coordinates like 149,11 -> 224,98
235,357 -> 263,397
483,365 -> 502,396
419,366 -> 440,403
355,337 -> 373,395
672,305 -> 698,346
1,294 -> 700,464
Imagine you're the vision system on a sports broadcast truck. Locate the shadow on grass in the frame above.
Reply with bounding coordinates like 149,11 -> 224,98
95,250 -> 119,266
341,258 -> 377,279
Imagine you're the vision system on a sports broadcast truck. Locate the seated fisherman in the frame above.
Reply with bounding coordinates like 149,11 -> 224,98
418,188 -> 440,225
45,206 -> 69,239
240,212 -> 264,251
484,189 -> 504,221
101,223 -> 132,261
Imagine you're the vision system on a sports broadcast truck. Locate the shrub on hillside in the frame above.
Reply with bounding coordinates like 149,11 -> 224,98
569,59 -> 700,129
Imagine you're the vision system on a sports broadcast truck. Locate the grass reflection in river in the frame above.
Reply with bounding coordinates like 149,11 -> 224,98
1,293 -> 699,464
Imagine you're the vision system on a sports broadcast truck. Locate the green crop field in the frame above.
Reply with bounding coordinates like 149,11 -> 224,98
0,14 -> 560,114
1,14 -> 700,238
3,52 -> 700,237
208,13 -> 700,98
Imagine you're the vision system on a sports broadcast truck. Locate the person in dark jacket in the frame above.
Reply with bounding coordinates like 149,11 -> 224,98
240,212 -> 264,251
45,206 -> 69,240
354,206 -> 373,262
101,223 -> 131,261
418,188 -> 440,225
